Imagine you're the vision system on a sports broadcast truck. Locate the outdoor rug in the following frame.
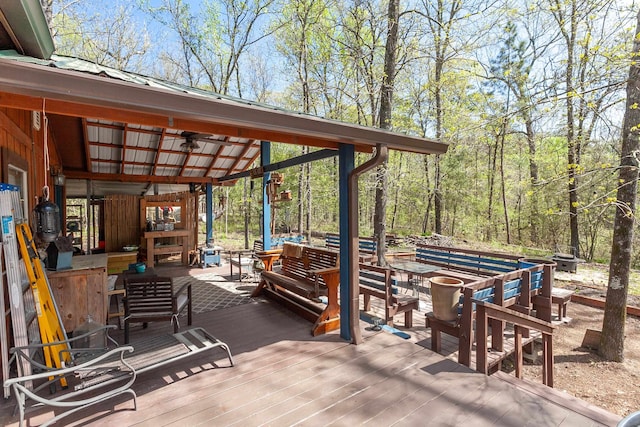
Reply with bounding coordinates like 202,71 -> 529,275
172,273 -> 254,314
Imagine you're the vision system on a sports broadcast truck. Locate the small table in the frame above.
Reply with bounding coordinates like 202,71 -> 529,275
200,246 -> 223,268
388,260 -> 440,302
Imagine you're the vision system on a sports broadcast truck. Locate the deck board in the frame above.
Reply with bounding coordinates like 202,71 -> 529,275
0,268 -> 621,427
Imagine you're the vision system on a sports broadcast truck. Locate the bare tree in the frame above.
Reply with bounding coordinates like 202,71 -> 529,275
418,0 -> 464,235
142,0 -> 276,95
51,2 -> 151,72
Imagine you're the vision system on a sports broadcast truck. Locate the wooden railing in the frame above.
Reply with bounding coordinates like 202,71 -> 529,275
474,300 -> 556,387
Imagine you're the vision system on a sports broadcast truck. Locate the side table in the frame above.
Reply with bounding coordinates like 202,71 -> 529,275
200,246 -> 223,268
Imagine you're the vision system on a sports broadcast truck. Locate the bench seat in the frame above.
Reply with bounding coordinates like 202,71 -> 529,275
359,263 -> 418,327
325,232 -> 377,263
415,243 -> 522,276
252,244 -> 340,336
261,270 -> 321,300
425,264 -> 553,368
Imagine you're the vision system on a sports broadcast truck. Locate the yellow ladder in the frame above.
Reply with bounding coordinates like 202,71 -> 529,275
16,223 -> 71,383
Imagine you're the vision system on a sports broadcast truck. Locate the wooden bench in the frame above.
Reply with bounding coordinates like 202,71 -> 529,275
325,232 -> 377,263
416,245 -> 556,323
358,263 -> 418,327
6,326 -> 233,427
228,236 -> 304,280
415,243 -> 522,276
551,288 -> 573,321
123,275 -> 192,344
426,264 -> 553,369
252,244 -> 340,336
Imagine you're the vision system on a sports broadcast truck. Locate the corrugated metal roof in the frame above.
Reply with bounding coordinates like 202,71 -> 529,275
0,49 -> 447,195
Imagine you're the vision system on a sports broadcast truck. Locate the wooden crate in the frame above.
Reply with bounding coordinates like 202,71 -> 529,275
47,254 -> 108,333
107,252 -> 138,274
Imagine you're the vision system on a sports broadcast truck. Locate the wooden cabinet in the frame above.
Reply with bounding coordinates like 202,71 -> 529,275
47,254 -> 108,333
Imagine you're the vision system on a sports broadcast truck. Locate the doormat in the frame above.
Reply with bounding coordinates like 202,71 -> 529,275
172,273 -> 253,314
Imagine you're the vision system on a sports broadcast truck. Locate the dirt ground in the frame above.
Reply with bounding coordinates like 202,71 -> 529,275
515,299 -> 640,418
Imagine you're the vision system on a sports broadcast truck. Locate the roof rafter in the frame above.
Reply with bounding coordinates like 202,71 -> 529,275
225,141 -> 254,176
151,128 -> 166,177
64,170 -> 213,184
81,117 -> 91,173
120,122 -> 129,175
205,136 -> 231,178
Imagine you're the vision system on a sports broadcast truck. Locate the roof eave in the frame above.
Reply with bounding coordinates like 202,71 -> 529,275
0,58 -> 448,155
0,0 -> 54,59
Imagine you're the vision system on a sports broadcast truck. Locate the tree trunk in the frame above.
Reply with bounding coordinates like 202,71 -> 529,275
525,118 -> 540,244
486,140 -> 498,241
374,0 -> 399,266
422,156 -> 433,234
434,156 -> 443,234
500,118 -> 511,244
565,1 -> 580,258
599,10 -> 640,361
433,29 -> 444,235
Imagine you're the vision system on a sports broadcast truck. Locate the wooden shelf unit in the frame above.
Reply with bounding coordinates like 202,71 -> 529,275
143,230 -> 190,268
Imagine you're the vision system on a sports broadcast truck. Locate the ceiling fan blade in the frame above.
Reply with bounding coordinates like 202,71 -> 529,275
180,131 -> 212,140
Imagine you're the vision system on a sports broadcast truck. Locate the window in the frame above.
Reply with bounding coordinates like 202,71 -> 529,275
7,164 -> 28,221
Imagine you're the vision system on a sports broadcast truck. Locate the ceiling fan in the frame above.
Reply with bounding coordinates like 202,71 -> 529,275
180,131 -> 211,152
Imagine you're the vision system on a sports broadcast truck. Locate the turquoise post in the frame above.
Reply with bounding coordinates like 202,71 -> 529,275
261,141 -> 271,250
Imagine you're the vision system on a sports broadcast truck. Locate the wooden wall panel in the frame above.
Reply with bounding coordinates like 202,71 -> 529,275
0,107 -> 62,213
103,194 -> 140,252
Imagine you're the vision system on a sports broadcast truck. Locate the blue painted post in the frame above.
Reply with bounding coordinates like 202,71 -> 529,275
339,144 -> 354,341
261,141 -> 272,250
205,183 -> 213,244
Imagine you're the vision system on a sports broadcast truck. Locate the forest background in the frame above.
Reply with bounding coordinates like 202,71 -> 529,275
46,0 -> 638,265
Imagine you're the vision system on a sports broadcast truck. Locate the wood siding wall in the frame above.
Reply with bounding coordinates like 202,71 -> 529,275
0,107 -> 62,213
103,195 -> 141,252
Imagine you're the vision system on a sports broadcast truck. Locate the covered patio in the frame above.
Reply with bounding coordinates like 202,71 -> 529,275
0,263 -> 620,426
0,47 -> 450,344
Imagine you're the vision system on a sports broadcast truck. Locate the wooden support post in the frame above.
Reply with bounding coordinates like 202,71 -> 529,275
311,267 -> 341,336
514,325 -> 523,379
543,334 -> 554,387
458,287 -> 476,366
492,277 -> 505,352
476,304 -> 488,374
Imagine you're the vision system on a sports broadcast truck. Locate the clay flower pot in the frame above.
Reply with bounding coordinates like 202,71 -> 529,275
430,276 -> 464,321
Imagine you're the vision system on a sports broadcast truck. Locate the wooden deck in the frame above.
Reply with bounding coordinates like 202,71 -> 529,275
0,266 -> 621,426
